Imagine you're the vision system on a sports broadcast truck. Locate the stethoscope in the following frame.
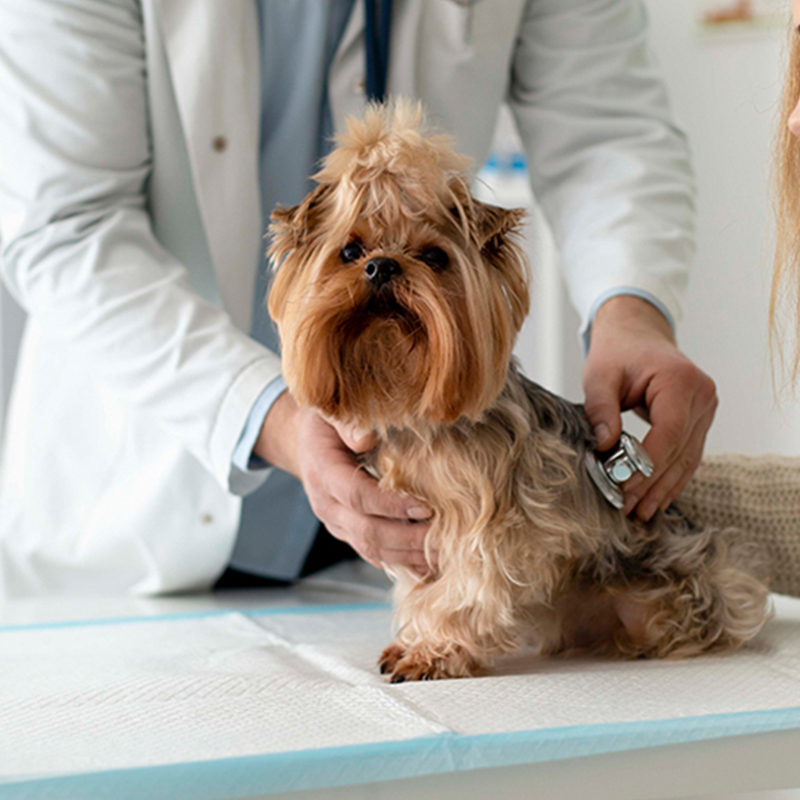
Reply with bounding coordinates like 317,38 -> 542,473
585,433 -> 654,509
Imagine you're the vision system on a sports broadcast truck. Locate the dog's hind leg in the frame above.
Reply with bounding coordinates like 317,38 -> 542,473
535,582 -> 627,656
605,524 -> 770,659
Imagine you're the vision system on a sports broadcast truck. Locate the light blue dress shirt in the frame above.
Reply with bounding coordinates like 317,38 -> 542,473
228,0 -> 671,580
227,0 -> 355,580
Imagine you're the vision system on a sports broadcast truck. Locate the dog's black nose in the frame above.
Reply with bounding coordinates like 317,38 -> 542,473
364,257 -> 400,289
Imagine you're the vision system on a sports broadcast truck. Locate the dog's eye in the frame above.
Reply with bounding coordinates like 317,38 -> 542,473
339,241 -> 365,264
419,247 -> 449,271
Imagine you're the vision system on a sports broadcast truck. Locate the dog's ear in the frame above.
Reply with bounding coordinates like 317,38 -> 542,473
270,182 -> 334,252
473,200 -> 526,257
473,200 -> 530,333
268,183 -> 337,326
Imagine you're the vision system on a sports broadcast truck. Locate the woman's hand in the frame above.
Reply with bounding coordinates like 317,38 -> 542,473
583,296 -> 718,521
255,392 -> 433,574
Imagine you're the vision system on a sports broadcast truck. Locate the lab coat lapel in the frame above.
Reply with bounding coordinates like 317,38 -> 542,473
155,0 -> 262,332
329,0 -> 367,134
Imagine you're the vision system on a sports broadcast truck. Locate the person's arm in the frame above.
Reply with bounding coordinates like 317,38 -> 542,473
677,454 -> 800,598
0,0 -> 434,579
508,0 -> 716,519
0,0 -> 280,492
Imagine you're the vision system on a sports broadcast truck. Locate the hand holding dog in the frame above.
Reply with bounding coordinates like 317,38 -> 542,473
255,391 -> 433,574
583,295 -> 718,522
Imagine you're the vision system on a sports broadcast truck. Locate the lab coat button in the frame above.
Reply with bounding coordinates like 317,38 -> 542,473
353,77 -> 366,96
212,136 -> 228,153
201,513 -> 214,524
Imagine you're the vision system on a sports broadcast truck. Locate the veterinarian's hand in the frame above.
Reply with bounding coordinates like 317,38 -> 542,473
583,296 -> 717,522
255,392 -> 434,574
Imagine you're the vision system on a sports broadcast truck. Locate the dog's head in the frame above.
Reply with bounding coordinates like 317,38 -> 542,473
268,100 -> 530,429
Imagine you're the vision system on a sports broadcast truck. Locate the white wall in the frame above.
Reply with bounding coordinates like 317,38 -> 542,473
644,0 -> 800,455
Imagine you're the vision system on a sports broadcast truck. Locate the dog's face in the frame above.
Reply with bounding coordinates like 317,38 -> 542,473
268,102 -> 530,429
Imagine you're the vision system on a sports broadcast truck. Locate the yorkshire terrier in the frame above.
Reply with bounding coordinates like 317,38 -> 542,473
268,101 -> 770,682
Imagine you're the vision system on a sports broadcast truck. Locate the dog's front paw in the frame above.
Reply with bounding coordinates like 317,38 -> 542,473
380,644 -> 477,682
378,643 -> 406,676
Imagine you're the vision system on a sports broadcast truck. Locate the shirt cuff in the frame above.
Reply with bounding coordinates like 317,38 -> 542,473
231,375 -> 288,473
582,287 -> 676,354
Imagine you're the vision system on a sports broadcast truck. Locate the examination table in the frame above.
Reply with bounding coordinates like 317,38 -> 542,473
2,561 -> 800,800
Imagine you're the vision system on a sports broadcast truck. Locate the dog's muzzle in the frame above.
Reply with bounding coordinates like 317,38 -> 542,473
585,432 -> 654,509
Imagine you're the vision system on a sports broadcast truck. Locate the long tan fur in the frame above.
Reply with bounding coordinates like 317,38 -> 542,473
269,100 -> 770,681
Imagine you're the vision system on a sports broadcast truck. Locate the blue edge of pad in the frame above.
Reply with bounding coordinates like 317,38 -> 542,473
3,602 -> 800,800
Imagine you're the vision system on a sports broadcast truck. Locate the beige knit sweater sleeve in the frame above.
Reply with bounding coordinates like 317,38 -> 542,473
676,454 -> 800,597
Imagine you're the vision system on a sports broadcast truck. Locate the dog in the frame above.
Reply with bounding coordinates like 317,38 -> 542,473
267,100 -> 770,682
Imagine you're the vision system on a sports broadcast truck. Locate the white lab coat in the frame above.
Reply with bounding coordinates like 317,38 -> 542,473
0,0 -> 695,596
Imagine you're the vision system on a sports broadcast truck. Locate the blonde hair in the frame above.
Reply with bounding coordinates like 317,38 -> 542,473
771,30 -> 800,388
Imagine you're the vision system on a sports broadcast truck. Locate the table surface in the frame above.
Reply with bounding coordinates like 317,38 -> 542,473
3,562 -> 800,800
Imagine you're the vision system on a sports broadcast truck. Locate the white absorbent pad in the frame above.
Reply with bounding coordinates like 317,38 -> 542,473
2,595 -> 800,800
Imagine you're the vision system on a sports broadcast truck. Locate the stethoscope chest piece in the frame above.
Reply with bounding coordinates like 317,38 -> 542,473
585,432 -> 654,509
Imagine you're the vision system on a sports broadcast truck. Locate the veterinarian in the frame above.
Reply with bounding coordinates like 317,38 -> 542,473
0,0 -> 714,595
